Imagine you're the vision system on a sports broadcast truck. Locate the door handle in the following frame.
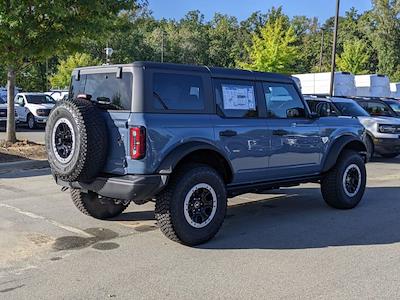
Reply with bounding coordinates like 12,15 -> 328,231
272,129 -> 289,136
220,130 -> 237,137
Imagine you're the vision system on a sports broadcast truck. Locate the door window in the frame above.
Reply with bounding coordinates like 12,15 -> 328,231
215,80 -> 258,118
263,83 -> 306,118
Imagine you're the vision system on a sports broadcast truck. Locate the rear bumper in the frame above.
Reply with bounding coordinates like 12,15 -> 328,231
373,137 -> 400,154
56,174 -> 168,201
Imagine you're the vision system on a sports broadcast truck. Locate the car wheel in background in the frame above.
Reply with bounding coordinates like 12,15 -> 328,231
27,114 -> 36,129
365,136 -> 374,161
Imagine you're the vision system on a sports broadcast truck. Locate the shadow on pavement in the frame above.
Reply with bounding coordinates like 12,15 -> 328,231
0,165 -> 51,179
196,186 -> 400,250
110,185 -> 400,250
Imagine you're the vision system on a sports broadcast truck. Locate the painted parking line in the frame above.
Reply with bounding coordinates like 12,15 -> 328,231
0,203 -> 93,238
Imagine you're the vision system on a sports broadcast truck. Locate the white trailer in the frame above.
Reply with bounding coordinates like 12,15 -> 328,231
390,82 -> 400,99
355,74 -> 390,98
292,72 -> 356,97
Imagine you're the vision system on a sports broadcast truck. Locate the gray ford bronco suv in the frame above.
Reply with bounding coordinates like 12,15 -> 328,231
45,62 -> 367,245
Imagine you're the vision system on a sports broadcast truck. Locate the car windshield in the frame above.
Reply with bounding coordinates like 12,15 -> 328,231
0,97 -> 5,104
360,101 -> 396,117
334,101 -> 370,117
26,95 -> 55,104
386,101 -> 400,115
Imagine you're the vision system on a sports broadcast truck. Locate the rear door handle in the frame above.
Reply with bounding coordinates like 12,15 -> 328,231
220,130 -> 237,137
272,129 -> 289,136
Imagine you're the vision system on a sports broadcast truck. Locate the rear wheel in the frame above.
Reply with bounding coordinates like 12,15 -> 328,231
321,150 -> 366,209
155,164 -> 227,246
71,189 -> 129,220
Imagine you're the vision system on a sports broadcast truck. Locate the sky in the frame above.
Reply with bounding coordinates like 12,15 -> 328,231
148,0 -> 373,22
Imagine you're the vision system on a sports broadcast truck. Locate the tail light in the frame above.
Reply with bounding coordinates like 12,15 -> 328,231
130,127 -> 146,159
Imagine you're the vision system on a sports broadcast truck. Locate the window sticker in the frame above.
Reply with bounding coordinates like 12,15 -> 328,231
222,85 -> 256,110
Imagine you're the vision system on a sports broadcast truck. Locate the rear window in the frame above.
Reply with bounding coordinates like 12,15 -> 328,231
152,73 -> 205,111
70,72 -> 133,110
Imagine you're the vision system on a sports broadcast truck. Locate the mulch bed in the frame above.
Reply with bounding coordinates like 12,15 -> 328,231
0,140 -> 47,163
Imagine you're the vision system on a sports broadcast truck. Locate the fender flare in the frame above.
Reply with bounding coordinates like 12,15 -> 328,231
322,135 -> 367,173
157,141 -> 233,176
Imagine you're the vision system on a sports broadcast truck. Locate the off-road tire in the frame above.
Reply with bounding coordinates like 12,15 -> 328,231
155,164 -> 227,246
45,99 -> 108,182
71,189 -> 129,220
380,153 -> 399,158
321,150 -> 366,209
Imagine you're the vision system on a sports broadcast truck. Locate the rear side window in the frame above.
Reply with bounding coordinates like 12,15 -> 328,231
70,72 -> 133,110
152,73 -> 204,111
214,80 -> 258,118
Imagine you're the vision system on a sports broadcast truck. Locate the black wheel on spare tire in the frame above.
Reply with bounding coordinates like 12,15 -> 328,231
71,189 -> 129,220
321,150 -> 366,209
45,98 -> 108,182
155,164 -> 227,246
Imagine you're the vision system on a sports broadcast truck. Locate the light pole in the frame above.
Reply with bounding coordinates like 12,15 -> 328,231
319,29 -> 325,72
329,0 -> 340,97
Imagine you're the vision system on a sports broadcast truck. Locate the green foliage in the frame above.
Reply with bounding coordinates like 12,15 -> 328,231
371,0 -> 400,78
0,1 -> 136,69
50,53 -> 99,89
337,39 -> 370,74
237,16 -> 298,73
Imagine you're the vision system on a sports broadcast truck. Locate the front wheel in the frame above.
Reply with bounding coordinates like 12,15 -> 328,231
155,164 -> 227,246
321,150 -> 366,209
27,114 -> 36,129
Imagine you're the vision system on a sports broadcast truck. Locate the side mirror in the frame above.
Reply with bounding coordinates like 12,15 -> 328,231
309,112 -> 319,119
286,107 -> 305,118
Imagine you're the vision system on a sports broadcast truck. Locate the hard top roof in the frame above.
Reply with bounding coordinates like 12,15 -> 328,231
75,61 -> 293,83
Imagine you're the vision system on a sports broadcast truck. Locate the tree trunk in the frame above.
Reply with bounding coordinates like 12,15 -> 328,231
6,67 -> 16,143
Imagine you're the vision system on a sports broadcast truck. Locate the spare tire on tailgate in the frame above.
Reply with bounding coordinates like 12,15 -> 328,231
45,98 -> 108,182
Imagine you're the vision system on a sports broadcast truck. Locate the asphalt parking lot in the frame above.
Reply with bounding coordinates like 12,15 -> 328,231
1,156 -> 400,299
0,127 -> 45,144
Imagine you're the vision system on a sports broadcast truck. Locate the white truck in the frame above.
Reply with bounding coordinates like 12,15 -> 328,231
15,93 -> 56,129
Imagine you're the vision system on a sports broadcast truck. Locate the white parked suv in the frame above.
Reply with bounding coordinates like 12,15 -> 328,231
305,96 -> 400,159
15,93 -> 56,129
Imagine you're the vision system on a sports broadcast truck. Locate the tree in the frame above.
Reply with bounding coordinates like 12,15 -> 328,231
237,16 -> 298,73
337,39 -> 370,74
371,0 -> 400,77
0,1 -> 135,142
50,53 -> 99,89
208,14 -> 240,67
